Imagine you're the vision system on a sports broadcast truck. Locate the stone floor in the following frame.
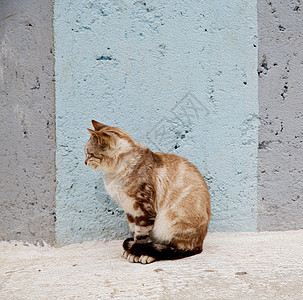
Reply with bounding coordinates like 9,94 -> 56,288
1,230 -> 303,299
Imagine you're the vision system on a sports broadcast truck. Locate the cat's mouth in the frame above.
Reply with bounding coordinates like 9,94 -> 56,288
85,157 -> 103,170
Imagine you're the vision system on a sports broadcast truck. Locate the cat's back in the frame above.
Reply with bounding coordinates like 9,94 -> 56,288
154,152 -> 208,188
153,151 -> 210,214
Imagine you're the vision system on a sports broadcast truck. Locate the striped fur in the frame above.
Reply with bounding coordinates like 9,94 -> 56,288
85,120 -> 211,264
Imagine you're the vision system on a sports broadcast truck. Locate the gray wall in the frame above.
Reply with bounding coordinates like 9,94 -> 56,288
0,0 -> 56,244
258,0 -> 303,230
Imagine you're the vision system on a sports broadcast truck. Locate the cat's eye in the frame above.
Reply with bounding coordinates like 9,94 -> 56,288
101,143 -> 108,150
90,136 -> 98,144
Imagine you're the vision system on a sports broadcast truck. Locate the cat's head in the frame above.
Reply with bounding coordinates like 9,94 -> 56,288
85,120 -> 134,171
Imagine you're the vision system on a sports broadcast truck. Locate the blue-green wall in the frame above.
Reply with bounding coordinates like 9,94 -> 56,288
54,0 -> 258,244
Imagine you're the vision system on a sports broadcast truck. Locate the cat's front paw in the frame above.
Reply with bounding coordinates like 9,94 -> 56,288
122,238 -> 156,264
122,238 -> 139,263
123,250 -> 140,263
122,250 -> 155,264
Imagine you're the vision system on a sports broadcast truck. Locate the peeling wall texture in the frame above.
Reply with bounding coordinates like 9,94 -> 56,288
54,0 -> 258,244
258,0 -> 303,230
0,0 -> 56,244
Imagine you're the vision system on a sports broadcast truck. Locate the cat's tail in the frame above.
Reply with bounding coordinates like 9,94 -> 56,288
123,238 -> 202,263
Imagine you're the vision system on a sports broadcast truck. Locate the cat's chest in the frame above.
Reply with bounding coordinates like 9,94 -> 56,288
103,176 -> 134,214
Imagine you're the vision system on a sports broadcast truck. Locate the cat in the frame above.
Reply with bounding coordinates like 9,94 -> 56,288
85,120 -> 211,264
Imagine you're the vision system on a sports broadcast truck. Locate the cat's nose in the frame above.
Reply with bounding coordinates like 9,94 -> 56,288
85,157 -> 88,165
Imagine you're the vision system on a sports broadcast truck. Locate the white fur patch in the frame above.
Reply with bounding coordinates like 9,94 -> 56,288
117,139 -> 132,154
175,162 -> 186,187
155,167 -> 168,209
104,176 -> 138,215
86,158 -> 103,170
152,209 -> 174,244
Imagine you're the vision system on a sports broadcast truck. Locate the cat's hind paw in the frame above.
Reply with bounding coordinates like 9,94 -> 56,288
139,255 -> 155,264
123,237 -> 135,251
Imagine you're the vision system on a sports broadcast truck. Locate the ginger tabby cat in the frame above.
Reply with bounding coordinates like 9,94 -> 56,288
85,120 -> 211,264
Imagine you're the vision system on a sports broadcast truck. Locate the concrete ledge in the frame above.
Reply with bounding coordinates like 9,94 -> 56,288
1,230 -> 303,299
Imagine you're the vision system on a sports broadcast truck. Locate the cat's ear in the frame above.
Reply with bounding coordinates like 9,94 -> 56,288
87,128 -> 102,143
91,120 -> 108,131
100,131 -> 117,148
87,128 -> 115,147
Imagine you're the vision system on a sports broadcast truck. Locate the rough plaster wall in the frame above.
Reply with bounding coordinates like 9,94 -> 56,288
54,0 -> 258,245
0,0 -> 56,244
258,0 -> 303,230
